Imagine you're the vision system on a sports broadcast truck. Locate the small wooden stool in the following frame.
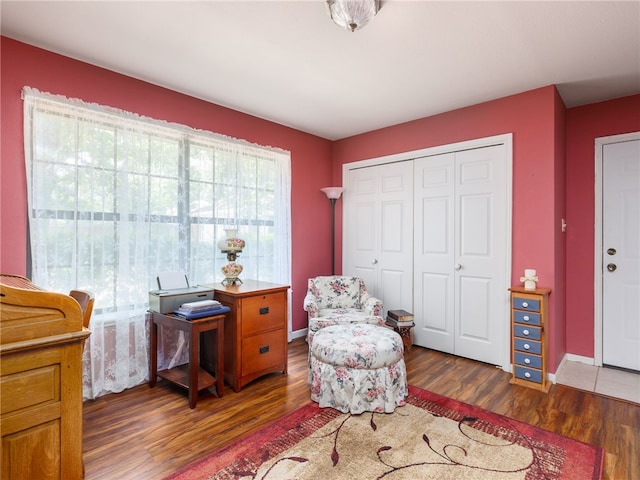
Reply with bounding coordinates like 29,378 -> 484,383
387,321 -> 414,354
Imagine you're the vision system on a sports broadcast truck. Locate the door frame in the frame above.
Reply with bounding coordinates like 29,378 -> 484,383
342,133 -> 513,371
594,131 -> 640,367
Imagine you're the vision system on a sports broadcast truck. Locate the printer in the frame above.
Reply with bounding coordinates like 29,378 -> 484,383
148,271 -> 215,314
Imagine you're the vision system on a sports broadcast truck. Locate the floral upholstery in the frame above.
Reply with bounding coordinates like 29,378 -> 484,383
303,276 -> 384,347
309,323 -> 408,414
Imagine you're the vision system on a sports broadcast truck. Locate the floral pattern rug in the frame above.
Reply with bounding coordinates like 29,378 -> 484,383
165,385 -> 604,480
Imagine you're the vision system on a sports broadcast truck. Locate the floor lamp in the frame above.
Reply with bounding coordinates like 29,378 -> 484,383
321,187 -> 344,275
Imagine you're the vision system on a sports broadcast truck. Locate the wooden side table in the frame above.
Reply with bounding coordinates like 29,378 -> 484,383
149,311 -> 225,408
386,321 -> 415,354
205,280 -> 289,392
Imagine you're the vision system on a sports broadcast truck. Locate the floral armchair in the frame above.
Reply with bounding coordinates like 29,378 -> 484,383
303,276 -> 385,347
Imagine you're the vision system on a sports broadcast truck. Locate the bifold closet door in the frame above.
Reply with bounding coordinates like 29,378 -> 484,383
343,161 -> 413,314
413,145 -> 508,366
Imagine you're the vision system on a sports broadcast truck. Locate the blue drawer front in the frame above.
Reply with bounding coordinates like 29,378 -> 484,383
514,352 -> 542,369
514,311 -> 541,326
514,338 -> 542,355
513,324 -> 541,341
513,297 -> 540,312
514,366 -> 543,384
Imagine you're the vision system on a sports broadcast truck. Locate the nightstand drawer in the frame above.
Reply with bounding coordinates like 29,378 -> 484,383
241,329 -> 285,377
514,352 -> 542,369
513,296 -> 540,312
513,324 -> 541,341
514,366 -> 543,384
514,338 -> 542,355
241,293 -> 285,336
513,311 -> 541,326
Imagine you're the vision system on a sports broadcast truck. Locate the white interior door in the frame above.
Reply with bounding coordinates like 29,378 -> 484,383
414,144 -> 509,366
344,161 -> 413,313
602,139 -> 640,371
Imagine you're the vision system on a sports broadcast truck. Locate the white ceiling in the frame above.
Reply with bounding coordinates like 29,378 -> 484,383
2,1 -> 639,140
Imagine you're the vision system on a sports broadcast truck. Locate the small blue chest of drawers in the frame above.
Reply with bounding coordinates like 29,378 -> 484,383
509,286 -> 551,392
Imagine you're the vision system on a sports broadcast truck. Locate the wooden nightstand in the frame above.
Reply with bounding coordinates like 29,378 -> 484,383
206,280 -> 289,392
149,311 -> 225,408
509,287 -> 551,392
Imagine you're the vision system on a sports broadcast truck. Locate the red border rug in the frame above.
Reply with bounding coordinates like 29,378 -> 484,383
165,385 -> 604,480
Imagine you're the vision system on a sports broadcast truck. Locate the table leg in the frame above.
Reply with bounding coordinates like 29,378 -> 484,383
149,319 -> 158,387
188,326 -> 199,409
216,320 -> 224,397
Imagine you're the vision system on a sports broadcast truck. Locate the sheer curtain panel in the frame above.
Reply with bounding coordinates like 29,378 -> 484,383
22,88 -> 291,399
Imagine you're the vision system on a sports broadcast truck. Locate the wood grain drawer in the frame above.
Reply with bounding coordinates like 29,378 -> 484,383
513,324 -> 541,341
241,329 -> 285,377
241,293 -> 285,337
0,364 -> 60,415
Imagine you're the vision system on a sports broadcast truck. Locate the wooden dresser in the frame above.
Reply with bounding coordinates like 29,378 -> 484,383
509,286 -> 551,392
206,280 -> 289,392
0,274 -> 90,480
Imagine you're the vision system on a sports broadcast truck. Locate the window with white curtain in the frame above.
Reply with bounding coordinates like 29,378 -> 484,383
22,87 -> 291,399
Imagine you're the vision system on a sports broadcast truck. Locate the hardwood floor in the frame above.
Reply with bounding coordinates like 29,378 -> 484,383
83,338 -> 639,479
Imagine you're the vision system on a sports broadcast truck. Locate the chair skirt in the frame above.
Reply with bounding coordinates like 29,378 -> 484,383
309,323 -> 408,414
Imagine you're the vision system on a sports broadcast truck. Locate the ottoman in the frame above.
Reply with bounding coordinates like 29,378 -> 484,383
309,323 -> 408,414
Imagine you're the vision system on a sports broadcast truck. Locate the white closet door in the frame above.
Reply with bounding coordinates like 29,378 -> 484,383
602,139 -> 640,371
413,152 -> 455,353
344,161 -> 413,313
414,144 -> 508,366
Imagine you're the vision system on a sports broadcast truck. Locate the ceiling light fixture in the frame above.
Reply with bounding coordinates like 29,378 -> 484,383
326,0 -> 380,32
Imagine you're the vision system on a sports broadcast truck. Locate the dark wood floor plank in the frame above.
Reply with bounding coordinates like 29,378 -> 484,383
83,338 -> 639,479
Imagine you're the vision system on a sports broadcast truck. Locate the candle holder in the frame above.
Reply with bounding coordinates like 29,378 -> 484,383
520,269 -> 538,291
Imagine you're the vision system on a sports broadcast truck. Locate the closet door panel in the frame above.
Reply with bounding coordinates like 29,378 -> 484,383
454,146 -> 507,365
344,161 -> 413,312
414,153 -> 455,351
418,271 -> 454,352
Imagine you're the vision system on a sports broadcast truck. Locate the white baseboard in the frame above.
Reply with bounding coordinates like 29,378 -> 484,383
552,353 -> 596,384
565,353 -> 595,366
289,328 -> 308,341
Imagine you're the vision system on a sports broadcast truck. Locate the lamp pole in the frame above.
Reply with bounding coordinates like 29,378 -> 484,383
320,187 -> 344,276
329,197 -> 337,275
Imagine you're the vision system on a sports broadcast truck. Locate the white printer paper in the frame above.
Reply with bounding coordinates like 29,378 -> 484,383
156,271 -> 189,290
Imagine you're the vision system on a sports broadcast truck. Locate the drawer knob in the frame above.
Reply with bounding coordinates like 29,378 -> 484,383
259,345 -> 270,354
523,315 -> 530,322
523,343 -> 530,350
524,372 -> 531,378
523,329 -> 530,336
524,358 -> 531,364
522,302 -> 529,308
259,307 -> 270,315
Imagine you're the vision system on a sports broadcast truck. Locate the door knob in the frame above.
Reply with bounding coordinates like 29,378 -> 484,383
455,264 -> 462,270
607,263 -> 617,272
607,248 -> 616,255
372,259 -> 378,265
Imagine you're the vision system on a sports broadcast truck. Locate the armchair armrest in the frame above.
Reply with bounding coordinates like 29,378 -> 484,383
361,292 -> 383,316
303,293 -> 320,318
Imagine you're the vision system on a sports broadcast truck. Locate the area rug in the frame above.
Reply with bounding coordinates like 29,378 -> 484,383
165,385 -> 604,480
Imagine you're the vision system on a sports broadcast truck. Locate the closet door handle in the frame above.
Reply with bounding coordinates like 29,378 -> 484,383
455,264 -> 462,270
372,259 -> 378,265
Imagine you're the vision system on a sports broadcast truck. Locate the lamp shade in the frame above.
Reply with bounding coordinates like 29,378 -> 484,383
321,187 -> 344,199
326,0 -> 379,32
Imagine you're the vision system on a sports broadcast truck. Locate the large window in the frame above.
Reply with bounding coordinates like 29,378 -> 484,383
23,87 -> 291,398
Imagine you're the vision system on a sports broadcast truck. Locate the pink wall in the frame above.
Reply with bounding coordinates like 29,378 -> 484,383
565,94 -> 640,358
3,37 -> 639,363
0,37 -> 333,332
332,86 -> 566,371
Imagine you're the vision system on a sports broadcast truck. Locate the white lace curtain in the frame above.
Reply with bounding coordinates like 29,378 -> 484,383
22,87 -> 291,400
